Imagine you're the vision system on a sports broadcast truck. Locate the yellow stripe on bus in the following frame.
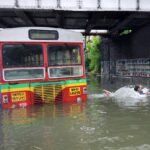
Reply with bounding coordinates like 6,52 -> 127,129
1,88 -> 33,93
64,83 -> 87,88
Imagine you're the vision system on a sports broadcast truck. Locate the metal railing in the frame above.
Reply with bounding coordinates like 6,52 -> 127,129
0,0 -> 149,11
101,58 -> 150,78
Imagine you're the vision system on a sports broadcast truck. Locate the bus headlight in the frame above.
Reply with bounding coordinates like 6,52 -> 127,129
83,87 -> 87,94
3,95 -> 8,104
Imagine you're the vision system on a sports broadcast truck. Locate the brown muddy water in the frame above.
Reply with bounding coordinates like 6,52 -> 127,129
0,76 -> 150,150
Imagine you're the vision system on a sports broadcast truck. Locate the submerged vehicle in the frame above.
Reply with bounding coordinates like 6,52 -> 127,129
0,27 -> 87,109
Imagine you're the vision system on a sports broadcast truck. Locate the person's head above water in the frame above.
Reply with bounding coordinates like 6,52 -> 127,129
134,84 -> 143,93
134,85 -> 139,91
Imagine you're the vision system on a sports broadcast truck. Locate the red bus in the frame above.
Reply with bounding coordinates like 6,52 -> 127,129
0,27 -> 87,109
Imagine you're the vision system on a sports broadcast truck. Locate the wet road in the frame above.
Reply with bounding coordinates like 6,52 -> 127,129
0,77 -> 150,150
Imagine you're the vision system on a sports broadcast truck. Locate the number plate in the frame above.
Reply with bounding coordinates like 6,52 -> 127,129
69,87 -> 81,96
11,92 -> 26,102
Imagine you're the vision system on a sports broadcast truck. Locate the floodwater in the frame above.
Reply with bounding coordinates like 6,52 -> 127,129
1,77 -> 150,150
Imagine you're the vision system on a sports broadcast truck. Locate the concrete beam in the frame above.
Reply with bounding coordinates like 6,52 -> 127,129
15,10 -> 35,26
85,13 -> 99,35
109,14 -> 136,34
0,19 -> 8,28
56,12 -> 65,28
0,17 -> 15,27
0,21 -> 7,28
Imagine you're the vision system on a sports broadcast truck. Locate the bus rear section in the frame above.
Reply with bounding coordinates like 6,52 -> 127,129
0,27 -> 87,109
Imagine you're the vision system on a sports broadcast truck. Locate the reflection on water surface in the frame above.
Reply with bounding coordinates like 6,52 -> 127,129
0,77 -> 150,150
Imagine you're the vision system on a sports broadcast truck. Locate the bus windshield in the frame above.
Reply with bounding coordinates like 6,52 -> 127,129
48,44 -> 83,78
48,44 -> 81,66
2,44 -> 44,81
2,44 -> 43,67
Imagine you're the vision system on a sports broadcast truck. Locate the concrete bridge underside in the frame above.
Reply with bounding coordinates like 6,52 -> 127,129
0,0 -> 150,35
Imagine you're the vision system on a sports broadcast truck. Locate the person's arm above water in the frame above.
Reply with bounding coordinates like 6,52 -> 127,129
145,92 -> 150,95
103,89 -> 112,96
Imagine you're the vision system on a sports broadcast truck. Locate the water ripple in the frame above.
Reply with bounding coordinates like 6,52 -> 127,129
80,126 -> 95,134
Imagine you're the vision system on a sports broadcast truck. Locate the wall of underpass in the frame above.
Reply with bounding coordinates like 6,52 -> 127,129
101,25 -> 150,79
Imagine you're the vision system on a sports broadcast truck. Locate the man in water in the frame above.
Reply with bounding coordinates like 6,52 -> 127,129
103,84 -> 150,97
134,84 -> 150,95
134,85 -> 144,94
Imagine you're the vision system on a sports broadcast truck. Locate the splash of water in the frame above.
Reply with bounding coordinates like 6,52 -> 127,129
88,86 -> 149,108
113,87 -> 147,99
112,86 -> 149,107
88,93 -> 105,99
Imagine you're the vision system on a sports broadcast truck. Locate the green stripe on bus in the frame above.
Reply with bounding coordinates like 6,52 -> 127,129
0,79 -> 87,90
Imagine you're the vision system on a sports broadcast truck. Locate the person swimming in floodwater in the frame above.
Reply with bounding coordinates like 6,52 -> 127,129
103,84 -> 150,97
134,84 -> 144,95
134,84 -> 150,95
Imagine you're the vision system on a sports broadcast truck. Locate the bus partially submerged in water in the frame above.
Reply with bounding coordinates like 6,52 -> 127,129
0,27 -> 87,109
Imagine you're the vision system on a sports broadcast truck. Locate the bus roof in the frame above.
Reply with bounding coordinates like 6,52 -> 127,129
0,27 -> 83,43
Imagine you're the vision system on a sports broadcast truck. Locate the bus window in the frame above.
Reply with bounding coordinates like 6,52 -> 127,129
49,66 -> 83,78
2,44 -> 44,81
2,44 -> 43,68
48,44 -> 81,66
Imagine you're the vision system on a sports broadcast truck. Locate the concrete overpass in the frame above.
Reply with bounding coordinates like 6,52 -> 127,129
0,0 -> 150,35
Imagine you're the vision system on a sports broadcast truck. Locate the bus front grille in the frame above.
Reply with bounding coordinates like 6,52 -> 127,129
34,85 -> 63,104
